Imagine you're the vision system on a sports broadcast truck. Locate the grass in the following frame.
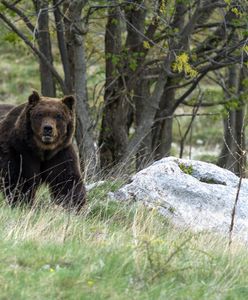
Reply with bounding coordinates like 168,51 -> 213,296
0,50 -> 40,104
0,181 -> 247,299
0,33 -> 247,300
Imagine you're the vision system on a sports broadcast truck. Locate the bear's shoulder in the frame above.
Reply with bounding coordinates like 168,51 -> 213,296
0,104 -> 25,127
0,103 -> 26,142
0,103 -> 16,120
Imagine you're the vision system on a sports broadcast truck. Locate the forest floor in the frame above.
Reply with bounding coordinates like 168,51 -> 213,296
0,181 -> 248,300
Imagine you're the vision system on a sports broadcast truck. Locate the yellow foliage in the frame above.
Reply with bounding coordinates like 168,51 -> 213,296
159,0 -> 166,14
231,7 -> 243,17
143,41 -> 151,49
172,53 -> 198,78
224,0 -> 231,6
87,280 -> 94,287
243,45 -> 248,54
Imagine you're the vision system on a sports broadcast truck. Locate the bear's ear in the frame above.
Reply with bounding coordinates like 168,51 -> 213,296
28,90 -> 40,105
62,95 -> 76,111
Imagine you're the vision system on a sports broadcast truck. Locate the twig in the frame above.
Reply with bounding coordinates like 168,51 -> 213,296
155,112 -> 220,122
1,0 -> 36,36
229,151 -> 245,247
0,12 -> 66,93
179,94 -> 202,158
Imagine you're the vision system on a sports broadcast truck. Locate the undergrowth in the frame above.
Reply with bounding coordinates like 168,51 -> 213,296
0,181 -> 247,300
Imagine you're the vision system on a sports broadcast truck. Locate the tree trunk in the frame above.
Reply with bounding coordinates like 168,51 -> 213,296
121,68 -> 170,166
98,6 -> 124,171
64,0 -> 98,176
218,111 -> 237,170
157,112 -> 174,158
235,106 -> 246,176
135,79 -> 153,170
152,78 -> 176,160
236,68 -> 247,176
99,1 -> 147,172
36,0 -> 56,97
53,0 -> 72,94
217,65 -> 246,176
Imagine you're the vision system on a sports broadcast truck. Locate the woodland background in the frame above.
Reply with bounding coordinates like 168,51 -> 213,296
0,0 -> 248,178
1,1 -> 248,299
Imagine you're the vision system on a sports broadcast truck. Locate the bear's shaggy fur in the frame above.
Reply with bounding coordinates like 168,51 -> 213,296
0,104 -> 15,120
0,91 -> 86,210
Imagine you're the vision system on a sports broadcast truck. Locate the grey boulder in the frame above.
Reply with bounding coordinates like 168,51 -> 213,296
109,157 -> 248,241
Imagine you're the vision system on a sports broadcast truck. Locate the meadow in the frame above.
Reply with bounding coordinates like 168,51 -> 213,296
0,181 -> 248,300
0,31 -> 247,300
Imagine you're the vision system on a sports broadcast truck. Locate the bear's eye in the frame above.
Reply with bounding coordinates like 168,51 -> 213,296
56,113 -> 63,121
36,112 -> 43,118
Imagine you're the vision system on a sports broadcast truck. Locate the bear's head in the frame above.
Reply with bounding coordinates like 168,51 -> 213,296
27,91 -> 76,151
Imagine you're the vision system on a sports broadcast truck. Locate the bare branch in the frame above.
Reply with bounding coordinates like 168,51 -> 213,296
0,12 -> 66,93
172,72 -> 206,111
1,0 -> 36,36
180,95 -> 202,158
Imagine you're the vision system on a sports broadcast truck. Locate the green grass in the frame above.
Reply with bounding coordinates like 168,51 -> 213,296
0,32 -> 247,300
0,50 -> 40,104
0,182 -> 247,299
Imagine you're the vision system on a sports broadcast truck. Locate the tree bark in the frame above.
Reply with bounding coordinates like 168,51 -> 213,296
135,78 -> 152,170
64,0 -> 98,176
218,110 -> 237,171
53,0 -> 72,94
99,1 -> 146,171
36,0 -> 56,97
98,6 -> 123,170
217,65 -> 245,175
236,68 -> 247,176
121,67 -> 170,166
235,106 -> 246,176
152,78 -> 176,160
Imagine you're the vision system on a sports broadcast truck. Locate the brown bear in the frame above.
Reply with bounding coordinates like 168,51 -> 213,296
0,91 -> 86,210
0,104 -> 15,120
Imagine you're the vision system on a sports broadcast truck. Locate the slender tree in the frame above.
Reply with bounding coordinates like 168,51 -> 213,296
64,0 -> 98,175
35,0 -> 56,97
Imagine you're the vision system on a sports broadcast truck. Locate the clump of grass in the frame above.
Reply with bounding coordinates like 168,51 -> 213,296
0,182 -> 248,299
178,162 -> 193,175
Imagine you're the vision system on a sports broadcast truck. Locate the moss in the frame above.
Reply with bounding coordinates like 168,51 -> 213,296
199,177 -> 226,185
168,206 -> 176,214
200,178 -> 217,184
178,163 -> 193,175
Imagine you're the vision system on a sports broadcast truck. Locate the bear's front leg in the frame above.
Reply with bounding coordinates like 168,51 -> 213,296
41,146 -> 86,211
2,152 -> 40,207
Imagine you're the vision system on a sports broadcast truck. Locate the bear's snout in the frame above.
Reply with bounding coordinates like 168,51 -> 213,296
41,118 -> 56,135
43,125 -> 53,136
40,118 -> 58,144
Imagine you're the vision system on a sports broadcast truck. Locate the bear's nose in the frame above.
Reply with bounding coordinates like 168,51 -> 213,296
43,125 -> 53,135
